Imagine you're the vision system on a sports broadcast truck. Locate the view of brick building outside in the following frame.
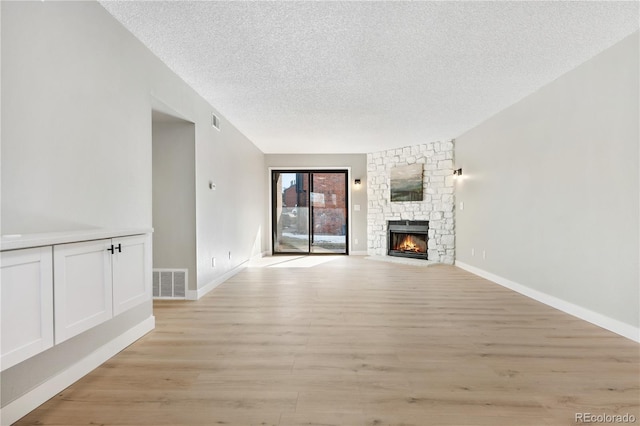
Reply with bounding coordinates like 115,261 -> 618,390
282,173 -> 346,235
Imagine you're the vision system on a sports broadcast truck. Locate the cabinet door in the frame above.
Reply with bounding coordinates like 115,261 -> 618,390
54,239 -> 113,344
112,234 -> 151,316
1,247 -> 54,370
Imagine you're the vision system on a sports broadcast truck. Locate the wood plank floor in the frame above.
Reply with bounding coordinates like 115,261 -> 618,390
15,256 -> 639,425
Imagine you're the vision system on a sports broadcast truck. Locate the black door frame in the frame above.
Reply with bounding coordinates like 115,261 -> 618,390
271,169 -> 349,255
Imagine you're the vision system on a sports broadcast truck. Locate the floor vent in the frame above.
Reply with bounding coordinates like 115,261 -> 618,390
153,269 -> 187,299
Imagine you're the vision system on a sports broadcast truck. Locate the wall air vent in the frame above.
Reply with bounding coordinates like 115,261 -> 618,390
211,113 -> 220,130
153,269 -> 187,299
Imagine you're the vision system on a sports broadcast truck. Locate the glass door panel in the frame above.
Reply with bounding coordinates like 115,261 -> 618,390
310,172 -> 347,254
272,172 -> 309,253
272,170 -> 348,255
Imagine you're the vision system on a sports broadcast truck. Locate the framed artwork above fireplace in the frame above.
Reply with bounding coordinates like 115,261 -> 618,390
390,163 -> 423,202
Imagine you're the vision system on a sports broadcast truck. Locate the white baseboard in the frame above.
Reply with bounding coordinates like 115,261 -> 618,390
249,251 -> 268,261
350,250 -> 368,256
186,261 -> 248,300
1,316 -> 155,426
455,261 -> 639,343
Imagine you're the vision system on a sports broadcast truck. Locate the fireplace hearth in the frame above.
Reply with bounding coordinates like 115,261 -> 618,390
387,220 -> 429,260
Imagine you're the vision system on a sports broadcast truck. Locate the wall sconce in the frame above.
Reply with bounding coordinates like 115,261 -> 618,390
354,179 -> 362,187
453,168 -> 462,178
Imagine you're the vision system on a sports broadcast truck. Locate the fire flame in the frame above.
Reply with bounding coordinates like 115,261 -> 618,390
398,235 -> 423,253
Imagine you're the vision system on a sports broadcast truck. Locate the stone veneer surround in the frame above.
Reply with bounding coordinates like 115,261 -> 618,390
367,141 -> 455,264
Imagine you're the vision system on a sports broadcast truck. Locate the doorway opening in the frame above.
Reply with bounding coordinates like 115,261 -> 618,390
272,170 -> 349,255
151,110 -> 196,298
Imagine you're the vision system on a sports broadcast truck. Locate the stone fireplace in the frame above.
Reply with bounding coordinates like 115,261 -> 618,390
388,220 -> 429,260
367,141 -> 455,264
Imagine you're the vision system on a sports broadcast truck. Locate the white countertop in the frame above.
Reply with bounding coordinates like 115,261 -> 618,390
1,228 -> 153,251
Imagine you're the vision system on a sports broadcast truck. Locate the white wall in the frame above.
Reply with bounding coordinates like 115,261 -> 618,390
264,154 -> 368,254
195,113 -> 266,290
1,0 -> 265,406
455,32 -> 639,337
152,117 -> 197,289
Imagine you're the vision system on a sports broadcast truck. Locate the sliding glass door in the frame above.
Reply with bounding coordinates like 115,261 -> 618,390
273,172 -> 310,253
309,172 -> 348,254
272,170 -> 348,255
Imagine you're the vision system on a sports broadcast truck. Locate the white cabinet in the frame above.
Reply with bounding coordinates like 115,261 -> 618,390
1,230 -> 152,362
53,234 -> 152,344
112,234 -> 151,316
1,247 -> 54,371
54,240 -> 113,344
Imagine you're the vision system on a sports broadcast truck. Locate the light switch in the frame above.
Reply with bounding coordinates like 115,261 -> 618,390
460,201 -> 464,211
354,204 -> 361,211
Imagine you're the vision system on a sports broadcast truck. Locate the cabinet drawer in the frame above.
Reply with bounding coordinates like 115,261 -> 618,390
1,247 -> 54,370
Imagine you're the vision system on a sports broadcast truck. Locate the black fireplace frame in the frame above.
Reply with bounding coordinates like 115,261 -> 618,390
387,220 -> 429,260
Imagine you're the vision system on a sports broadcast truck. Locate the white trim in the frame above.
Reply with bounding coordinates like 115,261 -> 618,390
186,261 -> 247,300
1,316 -> 155,426
250,251 -> 269,261
455,261 -> 640,343
350,250 -> 368,256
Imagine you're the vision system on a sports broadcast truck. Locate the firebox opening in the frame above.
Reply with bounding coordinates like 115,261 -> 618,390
392,233 -> 427,253
387,220 -> 429,260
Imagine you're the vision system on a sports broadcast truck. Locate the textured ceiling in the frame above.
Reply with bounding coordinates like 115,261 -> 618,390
100,1 -> 638,154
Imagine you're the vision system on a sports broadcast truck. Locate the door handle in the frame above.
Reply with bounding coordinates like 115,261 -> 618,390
115,243 -> 122,253
108,244 -> 114,254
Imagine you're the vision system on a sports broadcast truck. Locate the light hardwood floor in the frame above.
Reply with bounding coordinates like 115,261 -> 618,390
16,256 -> 639,425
